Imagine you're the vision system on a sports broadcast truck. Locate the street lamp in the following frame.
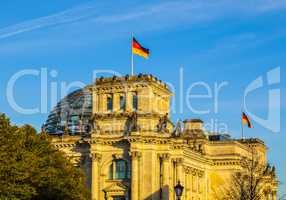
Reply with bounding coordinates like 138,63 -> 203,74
174,181 -> 184,200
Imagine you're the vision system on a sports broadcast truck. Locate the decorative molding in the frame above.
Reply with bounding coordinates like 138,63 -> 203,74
93,112 -> 164,120
94,74 -> 171,93
183,166 -> 204,177
213,160 -> 241,166
103,182 -> 128,195
54,143 -> 77,148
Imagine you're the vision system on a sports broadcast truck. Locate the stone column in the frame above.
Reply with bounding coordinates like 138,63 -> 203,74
126,92 -> 133,112
184,167 -> 191,200
176,158 -> 184,182
100,94 -> 106,112
93,93 -> 99,113
162,153 -> 170,200
91,153 -> 102,200
198,171 -> 204,194
131,151 -> 141,200
113,93 -> 119,111
192,170 -> 197,193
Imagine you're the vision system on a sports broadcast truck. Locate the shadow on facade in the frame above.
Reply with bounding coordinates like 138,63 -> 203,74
71,141 -> 92,188
143,185 -> 169,200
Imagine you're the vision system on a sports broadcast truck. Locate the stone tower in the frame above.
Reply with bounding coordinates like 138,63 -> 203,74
91,74 -> 173,135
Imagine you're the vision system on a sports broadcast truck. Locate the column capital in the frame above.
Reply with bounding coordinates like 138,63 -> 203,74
112,153 -> 123,160
158,153 -> 170,161
90,153 -> 102,162
175,157 -> 184,165
130,151 -> 142,160
184,166 -> 191,174
198,170 -> 204,177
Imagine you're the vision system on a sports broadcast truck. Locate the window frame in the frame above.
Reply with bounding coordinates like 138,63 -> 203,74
107,95 -> 113,111
108,159 -> 130,180
119,95 -> 126,111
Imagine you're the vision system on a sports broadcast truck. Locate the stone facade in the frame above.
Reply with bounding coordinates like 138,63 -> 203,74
49,74 -> 278,200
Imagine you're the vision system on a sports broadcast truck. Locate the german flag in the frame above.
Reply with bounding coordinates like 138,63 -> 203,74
132,37 -> 149,59
242,112 -> 253,128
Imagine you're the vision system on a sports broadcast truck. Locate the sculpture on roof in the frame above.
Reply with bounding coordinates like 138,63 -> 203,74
173,120 -> 183,137
157,113 -> 169,133
125,112 -> 139,134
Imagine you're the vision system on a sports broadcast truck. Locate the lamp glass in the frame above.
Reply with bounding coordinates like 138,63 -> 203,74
174,181 -> 184,197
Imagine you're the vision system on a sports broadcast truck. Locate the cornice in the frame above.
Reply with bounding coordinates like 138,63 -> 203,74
94,83 -> 149,94
52,134 -> 210,155
183,166 -> 204,177
213,159 -> 241,166
207,140 -> 255,152
182,150 -> 211,165
94,74 -> 171,94
51,135 -> 264,169
92,112 -> 164,120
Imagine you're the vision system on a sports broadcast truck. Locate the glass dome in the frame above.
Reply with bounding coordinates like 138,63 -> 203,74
43,87 -> 92,135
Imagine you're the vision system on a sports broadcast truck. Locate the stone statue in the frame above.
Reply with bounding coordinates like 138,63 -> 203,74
173,120 -> 183,136
157,113 -> 169,133
125,112 -> 139,134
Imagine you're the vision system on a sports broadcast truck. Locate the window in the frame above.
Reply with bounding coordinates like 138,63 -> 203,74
107,96 -> 113,111
108,159 -> 130,180
120,96 -> 126,110
132,93 -> 138,110
115,160 -> 126,179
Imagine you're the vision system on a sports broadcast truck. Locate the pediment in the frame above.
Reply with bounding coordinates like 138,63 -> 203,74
103,182 -> 128,193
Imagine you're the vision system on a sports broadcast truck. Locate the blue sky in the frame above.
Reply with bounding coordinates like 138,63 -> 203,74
0,0 -> 285,195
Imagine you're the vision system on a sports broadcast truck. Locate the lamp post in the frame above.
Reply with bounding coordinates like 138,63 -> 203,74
174,181 -> 184,200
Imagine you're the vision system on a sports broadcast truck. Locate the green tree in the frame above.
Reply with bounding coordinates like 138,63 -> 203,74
0,114 -> 90,200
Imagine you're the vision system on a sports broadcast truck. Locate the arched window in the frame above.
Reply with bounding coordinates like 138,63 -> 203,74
108,159 -> 130,180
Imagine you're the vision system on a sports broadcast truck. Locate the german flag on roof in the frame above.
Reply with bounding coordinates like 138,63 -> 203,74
242,112 -> 253,128
132,37 -> 149,59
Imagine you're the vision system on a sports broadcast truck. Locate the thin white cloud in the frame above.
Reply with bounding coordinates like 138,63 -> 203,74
0,2 -> 99,39
92,0 -> 286,25
0,0 -> 285,40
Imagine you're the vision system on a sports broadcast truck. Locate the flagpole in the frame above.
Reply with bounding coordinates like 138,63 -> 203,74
131,32 -> 134,75
241,88 -> 245,139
